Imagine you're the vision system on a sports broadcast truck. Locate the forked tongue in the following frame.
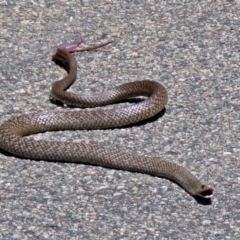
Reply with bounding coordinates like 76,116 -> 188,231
59,37 -> 83,49
52,37 -> 83,62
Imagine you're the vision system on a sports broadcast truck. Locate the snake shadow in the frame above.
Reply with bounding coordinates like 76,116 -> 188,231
193,195 -> 212,205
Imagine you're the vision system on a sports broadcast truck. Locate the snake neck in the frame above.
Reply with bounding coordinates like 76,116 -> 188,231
51,48 -> 77,93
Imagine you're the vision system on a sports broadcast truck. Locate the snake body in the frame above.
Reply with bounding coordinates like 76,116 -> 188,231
0,38 -> 213,198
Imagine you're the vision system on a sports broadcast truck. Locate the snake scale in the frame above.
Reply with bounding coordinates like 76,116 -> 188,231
0,37 -> 213,198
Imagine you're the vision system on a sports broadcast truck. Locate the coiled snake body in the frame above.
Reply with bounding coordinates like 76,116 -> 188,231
0,38 -> 213,198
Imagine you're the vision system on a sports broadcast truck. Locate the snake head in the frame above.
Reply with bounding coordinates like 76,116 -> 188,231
195,184 -> 214,199
51,37 -> 83,65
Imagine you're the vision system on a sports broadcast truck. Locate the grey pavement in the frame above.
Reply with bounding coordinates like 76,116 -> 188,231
0,0 -> 240,239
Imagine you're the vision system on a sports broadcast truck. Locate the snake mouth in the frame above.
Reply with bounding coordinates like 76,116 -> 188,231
197,185 -> 214,199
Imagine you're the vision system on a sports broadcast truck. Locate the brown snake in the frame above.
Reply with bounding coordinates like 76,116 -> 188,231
0,38 -> 213,198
